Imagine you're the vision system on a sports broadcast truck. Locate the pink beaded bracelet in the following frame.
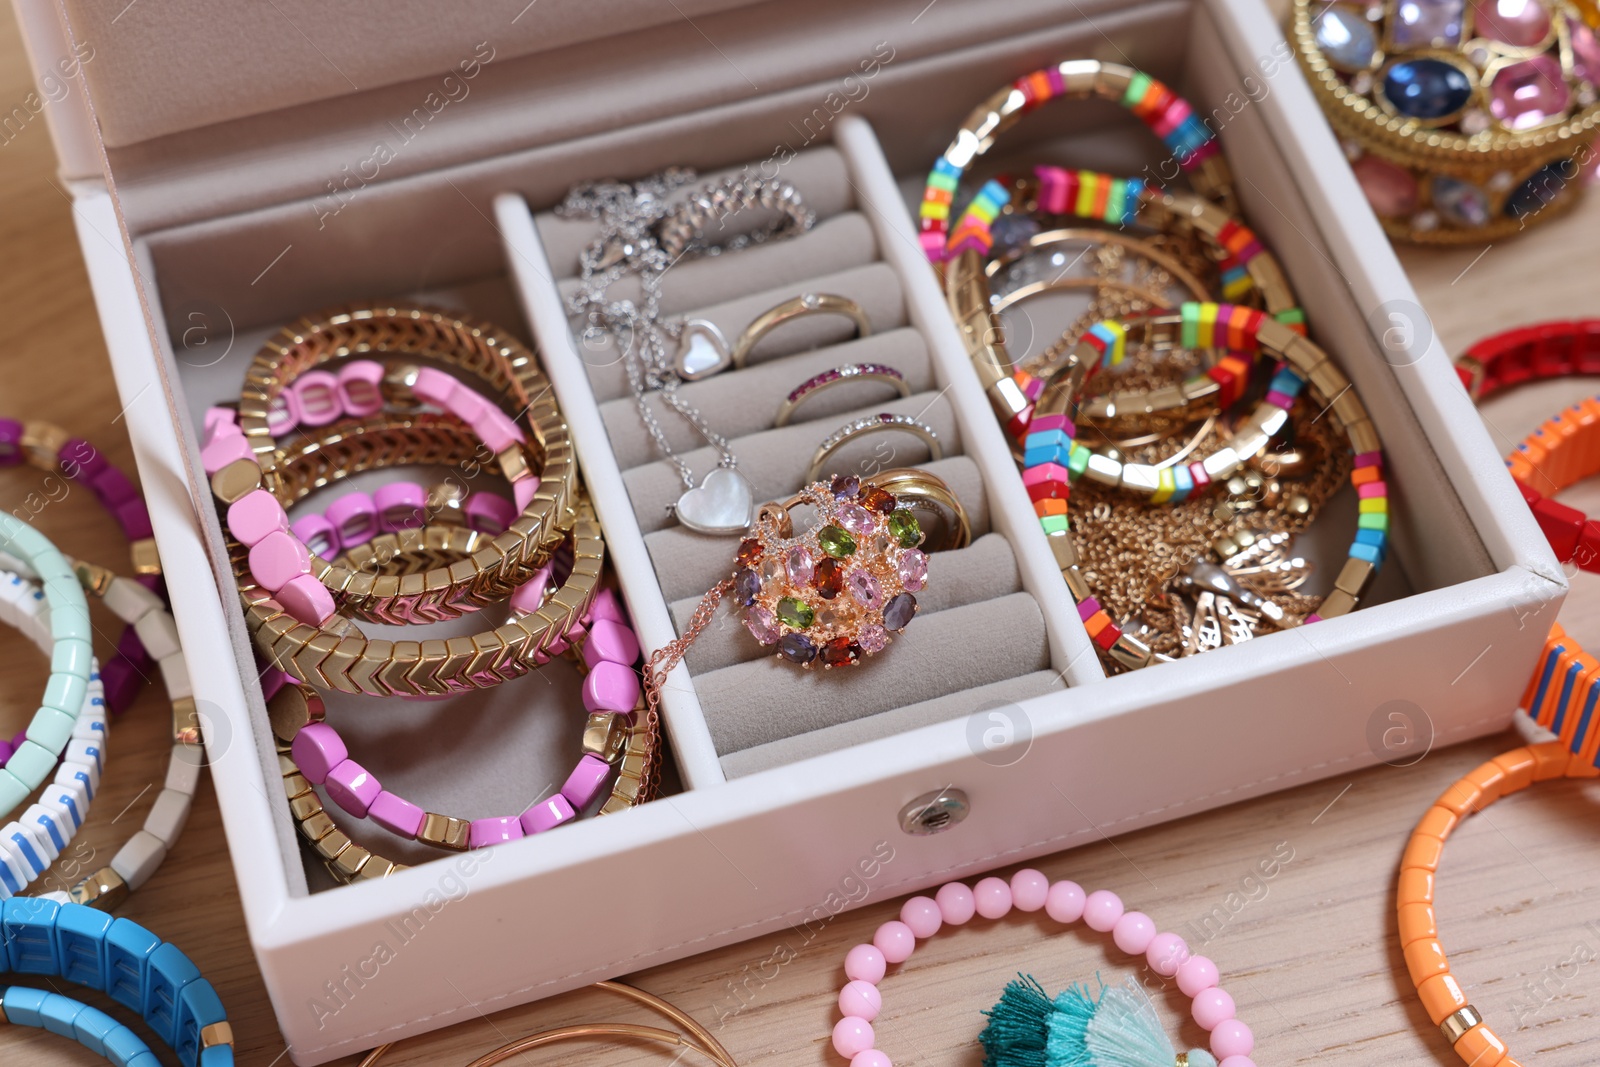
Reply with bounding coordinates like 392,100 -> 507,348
832,871 -> 1256,1067
286,585 -> 644,852
203,359 -> 540,627
287,479 -> 520,561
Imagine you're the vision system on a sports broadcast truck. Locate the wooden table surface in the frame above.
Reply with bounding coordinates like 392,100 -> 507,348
3,11 -> 1599,1067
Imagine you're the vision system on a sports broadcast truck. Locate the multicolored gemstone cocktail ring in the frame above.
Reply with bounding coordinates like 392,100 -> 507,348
733,471 -> 958,668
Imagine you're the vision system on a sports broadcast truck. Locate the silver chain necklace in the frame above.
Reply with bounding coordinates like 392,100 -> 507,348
559,170 -> 809,536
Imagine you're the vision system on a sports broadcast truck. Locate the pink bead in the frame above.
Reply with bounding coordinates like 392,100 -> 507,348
325,759 -> 381,818
469,816 -> 525,850
475,408 -> 525,453
509,565 -> 554,616
1044,880 -> 1086,923
935,882 -> 976,925
1083,889 -> 1124,932
851,1052 -> 891,1067
200,430 -> 255,476
412,366 -> 459,407
898,896 -> 942,939
337,361 -> 386,417
588,588 -> 628,625
249,530 -> 312,593
375,481 -> 426,532
277,573 -> 337,626
293,370 -> 343,427
1009,869 -> 1049,912
583,618 -> 641,668
582,661 -> 641,713
1147,933 -> 1190,978
974,876 -> 1013,920
838,980 -> 882,1022
1219,1058 -> 1256,1067
448,384 -> 488,426
844,944 -> 886,984
290,513 -> 338,559
559,754 -> 611,808
326,492 -> 378,547
203,406 -> 237,442
266,392 -> 300,436
1177,955 -> 1220,997
368,791 -> 425,837
873,920 -> 915,964
464,493 -> 517,535
513,474 -> 539,511
831,1017 -> 874,1059
1211,1018 -> 1253,1059
1112,911 -> 1156,955
290,722 -> 347,784
1192,987 -> 1236,1031
519,794 -> 576,835
227,489 -> 289,547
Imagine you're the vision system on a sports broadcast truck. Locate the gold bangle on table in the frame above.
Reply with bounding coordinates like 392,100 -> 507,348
804,413 -> 943,483
232,304 -> 578,623
773,362 -> 910,427
865,467 -> 971,551
675,292 -> 873,380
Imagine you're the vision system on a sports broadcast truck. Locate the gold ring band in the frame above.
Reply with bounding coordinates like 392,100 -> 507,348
773,362 -> 909,427
805,413 -> 943,484
675,293 -> 874,381
865,468 -> 971,552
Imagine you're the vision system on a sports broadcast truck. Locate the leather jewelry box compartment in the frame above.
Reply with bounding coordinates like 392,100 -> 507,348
13,0 -> 1563,1061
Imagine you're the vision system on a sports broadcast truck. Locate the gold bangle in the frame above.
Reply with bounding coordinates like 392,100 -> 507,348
356,981 -> 738,1067
233,305 -> 578,621
232,414 -> 605,696
865,467 -> 971,551
675,292 -> 873,381
804,413 -> 943,484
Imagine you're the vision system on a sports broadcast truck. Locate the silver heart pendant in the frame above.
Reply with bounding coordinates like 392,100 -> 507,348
674,468 -> 755,535
674,319 -> 733,381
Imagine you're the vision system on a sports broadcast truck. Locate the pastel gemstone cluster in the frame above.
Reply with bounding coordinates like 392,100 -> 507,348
736,476 -> 927,668
830,871 -> 1258,1067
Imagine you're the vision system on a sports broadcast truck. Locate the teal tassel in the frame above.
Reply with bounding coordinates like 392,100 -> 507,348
978,975 -> 1054,1067
985,975 -> 1217,1067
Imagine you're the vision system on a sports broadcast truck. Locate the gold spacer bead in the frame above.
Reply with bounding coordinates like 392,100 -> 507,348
129,537 -> 162,576
417,813 -> 470,851
382,362 -> 424,409
172,696 -> 203,746
498,444 -> 531,485
268,683 -> 326,744
331,844 -> 371,879
21,421 -> 70,470
69,867 -> 130,911
299,810 -> 335,843
289,793 -> 324,821
313,828 -> 352,862
1440,1005 -> 1483,1045
200,1022 -> 235,1048
210,458 -> 264,504
72,559 -> 115,598
426,481 -> 470,525
581,712 -> 629,764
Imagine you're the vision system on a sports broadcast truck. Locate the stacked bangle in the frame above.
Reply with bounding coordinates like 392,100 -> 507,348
0,569 -> 106,900
281,588 -> 644,853
0,419 -> 162,715
1458,320 -> 1600,571
0,551 -> 203,910
0,898 -> 234,1065
919,60 -> 1237,262
209,305 -> 578,628
0,987 -> 159,1065
831,871 -> 1255,1066
0,518 -> 93,821
230,414 -> 604,697
1022,303 -> 1385,669
290,479 -> 520,560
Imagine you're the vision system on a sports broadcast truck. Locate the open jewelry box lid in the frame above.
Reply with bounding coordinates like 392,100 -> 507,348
23,0 -> 1231,236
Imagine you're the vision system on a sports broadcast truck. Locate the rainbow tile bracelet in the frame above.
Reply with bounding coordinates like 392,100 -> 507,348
1017,303 -> 1386,667
920,60 -> 1237,262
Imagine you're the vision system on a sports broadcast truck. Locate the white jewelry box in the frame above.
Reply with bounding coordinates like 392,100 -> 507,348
11,0 -> 1563,1061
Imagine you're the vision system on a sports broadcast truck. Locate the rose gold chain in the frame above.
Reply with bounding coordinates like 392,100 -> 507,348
640,577 -> 734,796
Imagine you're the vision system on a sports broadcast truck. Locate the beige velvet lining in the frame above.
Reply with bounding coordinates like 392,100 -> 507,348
544,146 -> 1059,754
718,669 -> 1065,778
